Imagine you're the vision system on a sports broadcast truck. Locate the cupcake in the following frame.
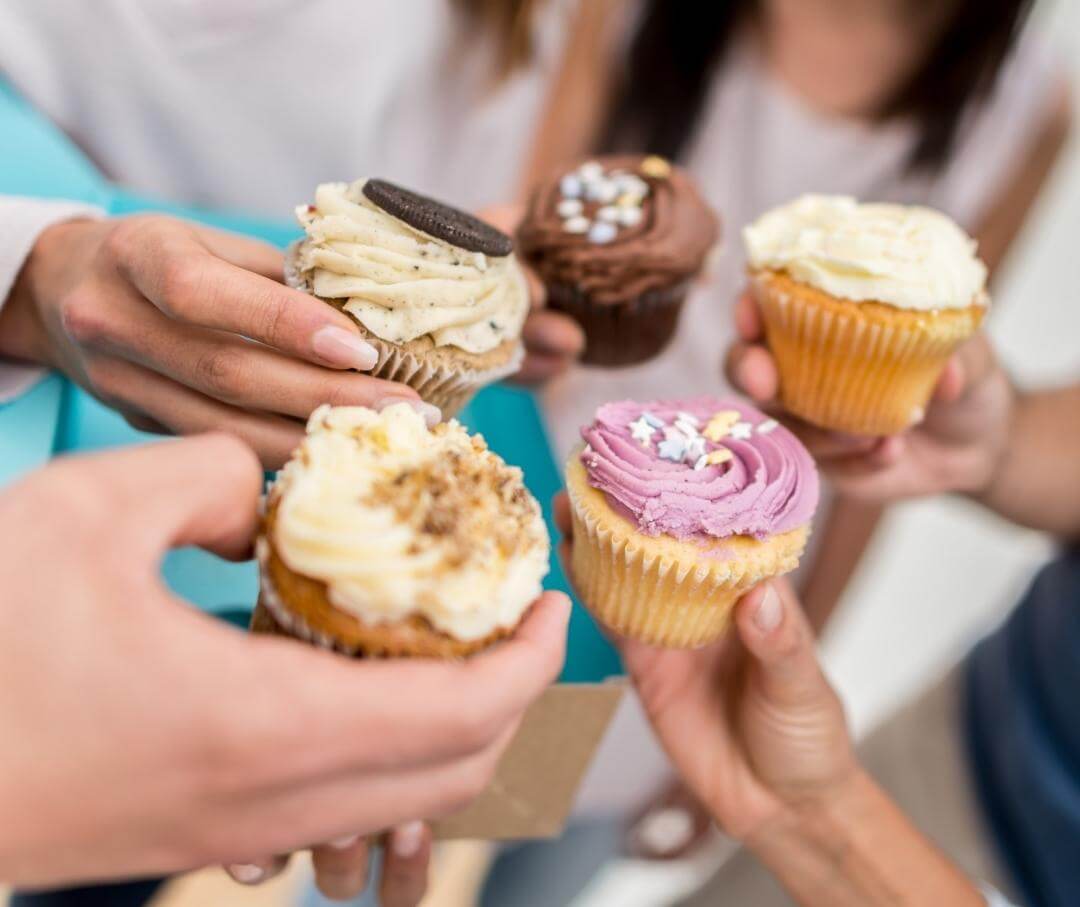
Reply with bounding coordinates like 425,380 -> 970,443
565,397 -> 818,648
288,179 -> 530,417
517,155 -> 719,367
745,195 -> 988,436
253,403 -> 550,658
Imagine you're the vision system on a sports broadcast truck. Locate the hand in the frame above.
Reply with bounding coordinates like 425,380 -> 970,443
0,436 -> 570,889
479,204 -> 584,384
554,494 -> 855,842
0,215 -> 438,468
726,292 -> 1014,502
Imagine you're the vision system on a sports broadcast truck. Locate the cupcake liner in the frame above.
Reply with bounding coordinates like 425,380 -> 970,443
285,241 -> 522,417
752,272 -> 983,436
546,281 -> 688,368
565,458 -> 807,648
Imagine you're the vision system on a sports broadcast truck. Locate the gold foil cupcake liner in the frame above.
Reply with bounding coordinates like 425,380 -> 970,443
752,271 -> 983,436
285,241 -> 522,417
565,459 -> 808,649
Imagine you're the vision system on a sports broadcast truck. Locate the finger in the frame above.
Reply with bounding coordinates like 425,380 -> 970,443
734,583 -> 828,706
379,822 -> 431,907
724,342 -> 778,403
225,854 -> 290,887
734,291 -> 764,341
192,225 -> 286,282
68,432 -> 262,561
514,351 -> 575,385
311,835 -> 370,902
523,309 -> 584,359
552,491 -> 572,537
88,357 -> 305,468
932,354 -> 966,404
118,222 -> 379,370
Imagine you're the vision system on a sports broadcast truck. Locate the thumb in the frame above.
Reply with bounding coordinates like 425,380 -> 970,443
734,582 -> 830,709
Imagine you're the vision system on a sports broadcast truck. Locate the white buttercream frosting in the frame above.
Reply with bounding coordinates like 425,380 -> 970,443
270,404 -> 549,641
743,195 -> 988,311
296,181 -> 529,354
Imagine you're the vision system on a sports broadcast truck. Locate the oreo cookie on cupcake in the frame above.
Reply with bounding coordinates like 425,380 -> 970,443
565,397 -> 817,648
288,179 -> 529,416
517,156 -> 719,367
254,403 -> 550,658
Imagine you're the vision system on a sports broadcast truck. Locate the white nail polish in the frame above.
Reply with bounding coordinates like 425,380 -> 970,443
312,326 -> 379,371
377,397 -> 442,428
754,585 -> 782,634
328,833 -> 361,850
391,821 -> 425,859
227,863 -> 267,885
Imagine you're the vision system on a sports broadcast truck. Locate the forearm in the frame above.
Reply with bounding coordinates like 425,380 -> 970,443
974,384 -> 1080,538
749,771 -> 984,907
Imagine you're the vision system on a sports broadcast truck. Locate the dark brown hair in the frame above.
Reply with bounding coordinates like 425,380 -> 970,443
602,0 -> 1035,172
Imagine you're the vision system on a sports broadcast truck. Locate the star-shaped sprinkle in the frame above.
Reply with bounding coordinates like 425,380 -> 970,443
658,436 -> 687,462
675,411 -> 700,427
629,416 -> 657,447
641,412 -> 665,429
756,419 -> 779,435
685,435 -> 707,462
704,411 -> 740,441
694,455 -> 709,471
705,448 -> 733,466
728,422 -> 753,441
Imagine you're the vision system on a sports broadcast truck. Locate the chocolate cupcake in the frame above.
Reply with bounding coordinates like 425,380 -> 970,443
517,155 -> 719,367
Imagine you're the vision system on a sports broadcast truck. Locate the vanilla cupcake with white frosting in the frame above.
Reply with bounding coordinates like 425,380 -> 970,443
254,403 -> 549,658
744,195 -> 988,436
288,179 -> 529,416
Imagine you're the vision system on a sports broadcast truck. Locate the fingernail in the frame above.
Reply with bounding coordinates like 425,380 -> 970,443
634,806 -> 695,857
328,833 -> 361,850
754,585 -> 782,634
227,863 -> 267,885
390,821 -> 425,859
377,396 -> 442,428
312,326 -> 379,371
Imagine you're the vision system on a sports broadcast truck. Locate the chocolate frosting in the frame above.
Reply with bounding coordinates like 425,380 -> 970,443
517,155 -> 720,304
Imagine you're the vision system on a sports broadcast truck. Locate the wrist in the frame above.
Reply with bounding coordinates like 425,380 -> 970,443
967,381 -> 1020,506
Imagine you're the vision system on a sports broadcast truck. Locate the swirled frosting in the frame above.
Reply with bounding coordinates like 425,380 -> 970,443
296,181 -> 529,353
580,398 -> 818,541
744,195 -> 988,311
517,155 -> 720,304
270,404 -> 549,641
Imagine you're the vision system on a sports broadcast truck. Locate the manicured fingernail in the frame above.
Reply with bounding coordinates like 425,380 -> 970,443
377,397 -> 442,428
754,585 -> 782,634
312,326 -> 379,371
391,821 -> 425,859
329,833 -> 361,850
227,863 -> 267,885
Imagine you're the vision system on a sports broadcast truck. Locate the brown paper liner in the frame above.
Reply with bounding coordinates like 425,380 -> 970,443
565,457 -> 809,648
752,270 -> 984,436
285,241 -> 523,417
545,281 -> 688,368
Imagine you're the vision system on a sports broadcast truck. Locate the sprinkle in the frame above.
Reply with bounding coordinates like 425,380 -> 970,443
705,448 -> 733,466
560,174 -> 584,198
629,416 -> 657,447
703,411 -> 741,441
557,198 -> 584,218
694,455 -> 708,471
586,180 -> 619,204
684,435 -> 707,462
757,419 -> 779,434
729,422 -> 753,441
596,205 -> 620,223
640,155 -> 672,179
641,412 -> 664,429
563,216 -> 590,234
675,411 -> 700,427
578,161 -> 604,182
658,437 -> 687,462
588,221 -> 618,244
617,207 -> 643,228
614,173 -> 650,197
674,418 -> 700,439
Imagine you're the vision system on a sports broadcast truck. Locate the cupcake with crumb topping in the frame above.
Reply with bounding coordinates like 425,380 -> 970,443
253,403 -> 550,658
565,397 -> 818,648
288,178 -> 530,416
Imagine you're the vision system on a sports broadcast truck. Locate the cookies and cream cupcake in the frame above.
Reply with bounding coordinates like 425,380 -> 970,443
745,195 -> 988,436
288,179 -> 530,416
566,397 -> 818,648
254,403 -> 550,658
517,155 -> 719,367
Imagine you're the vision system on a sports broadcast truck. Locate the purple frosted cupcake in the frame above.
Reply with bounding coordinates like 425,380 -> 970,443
564,396 -> 818,647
